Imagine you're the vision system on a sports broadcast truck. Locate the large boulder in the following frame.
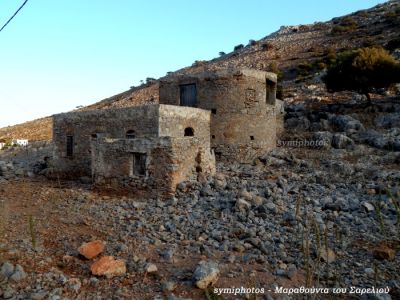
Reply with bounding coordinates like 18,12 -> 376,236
375,113 -> 400,128
78,240 -> 105,259
90,256 -> 126,278
332,134 -> 355,149
285,116 -> 310,131
193,261 -> 220,289
330,115 -> 364,132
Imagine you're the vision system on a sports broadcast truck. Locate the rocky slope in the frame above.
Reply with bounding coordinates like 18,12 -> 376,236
1,0 -> 399,141
1,98 -> 400,298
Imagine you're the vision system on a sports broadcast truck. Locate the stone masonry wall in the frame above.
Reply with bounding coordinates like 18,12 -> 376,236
52,105 -> 159,177
158,105 -> 211,148
159,69 -> 278,163
52,104 -> 212,178
91,137 -> 215,197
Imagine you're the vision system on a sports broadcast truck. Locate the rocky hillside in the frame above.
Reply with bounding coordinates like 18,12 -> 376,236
1,0 -> 399,141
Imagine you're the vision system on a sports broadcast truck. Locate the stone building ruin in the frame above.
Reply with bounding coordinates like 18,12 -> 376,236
159,69 -> 279,162
52,68 -> 279,195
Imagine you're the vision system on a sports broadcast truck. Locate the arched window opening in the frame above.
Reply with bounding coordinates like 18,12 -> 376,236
126,130 -> 136,139
184,127 -> 194,137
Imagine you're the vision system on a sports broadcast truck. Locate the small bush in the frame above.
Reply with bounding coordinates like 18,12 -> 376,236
323,48 -> 337,66
248,39 -> 257,46
261,42 -> 274,51
362,37 -> 378,48
356,11 -> 369,18
192,60 -> 206,67
267,62 -> 283,81
331,16 -> 358,35
268,62 -> 279,74
234,44 -> 244,51
218,51 -> 226,56
297,62 -> 313,77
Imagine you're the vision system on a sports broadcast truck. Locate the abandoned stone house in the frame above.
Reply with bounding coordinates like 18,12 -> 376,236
52,68 -> 280,195
159,69 -> 280,162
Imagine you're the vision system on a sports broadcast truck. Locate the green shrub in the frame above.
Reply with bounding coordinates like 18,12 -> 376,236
297,62 -> 313,77
248,39 -> 257,46
234,44 -> 244,51
261,42 -> 273,51
323,47 -> 400,102
331,16 -> 358,35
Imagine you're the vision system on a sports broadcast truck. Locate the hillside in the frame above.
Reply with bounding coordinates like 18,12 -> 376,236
1,0 -> 399,141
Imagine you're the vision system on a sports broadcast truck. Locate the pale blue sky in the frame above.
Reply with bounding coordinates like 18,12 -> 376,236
0,0 -> 385,128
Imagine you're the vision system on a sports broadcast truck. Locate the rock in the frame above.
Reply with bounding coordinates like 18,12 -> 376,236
2,288 -> 14,299
361,293 -> 392,300
89,277 -> 99,286
313,131 -> 333,147
145,263 -> 158,273
252,196 -> 264,206
90,256 -> 126,277
239,189 -> 253,201
330,114 -> 364,132
287,265 -> 297,280
161,281 -> 177,292
362,202 -> 375,212
67,278 -> 81,292
0,262 -> 14,278
285,116 -> 310,131
364,267 -> 374,276
78,240 -> 105,259
373,244 -> 396,261
332,134 -> 354,149
9,264 -> 27,282
265,202 -> 276,211
319,248 -> 336,263
375,113 -> 400,128
193,260 -> 220,289
236,198 -> 251,211
29,291 -> 48,300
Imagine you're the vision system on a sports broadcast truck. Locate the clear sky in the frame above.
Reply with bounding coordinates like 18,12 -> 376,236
0,0 -> 386,128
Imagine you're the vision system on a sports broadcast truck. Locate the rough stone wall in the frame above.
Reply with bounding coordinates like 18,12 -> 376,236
52,104 -> 212,178
159,69 -> 278,162
91,137 -> 215,197
52,106 -> 160,177
158,105 -> 211,148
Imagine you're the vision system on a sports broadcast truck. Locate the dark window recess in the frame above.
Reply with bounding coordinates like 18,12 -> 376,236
132,153 -> 146,176
211,108 -> 217,114
91,133 -> 98,138
126,130 -> 136,139
212,135 -> 216,139
250,136 -> 255,140
180,83 -> 197,107
184,127 -> 194,136
266,79 -> 277,105
66,136 -> 74,157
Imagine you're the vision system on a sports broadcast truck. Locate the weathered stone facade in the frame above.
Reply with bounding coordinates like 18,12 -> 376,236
52,68 -> 280,194
91,137 -> 215,197
159,69 -> 278,162
52,104 -> 214,194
